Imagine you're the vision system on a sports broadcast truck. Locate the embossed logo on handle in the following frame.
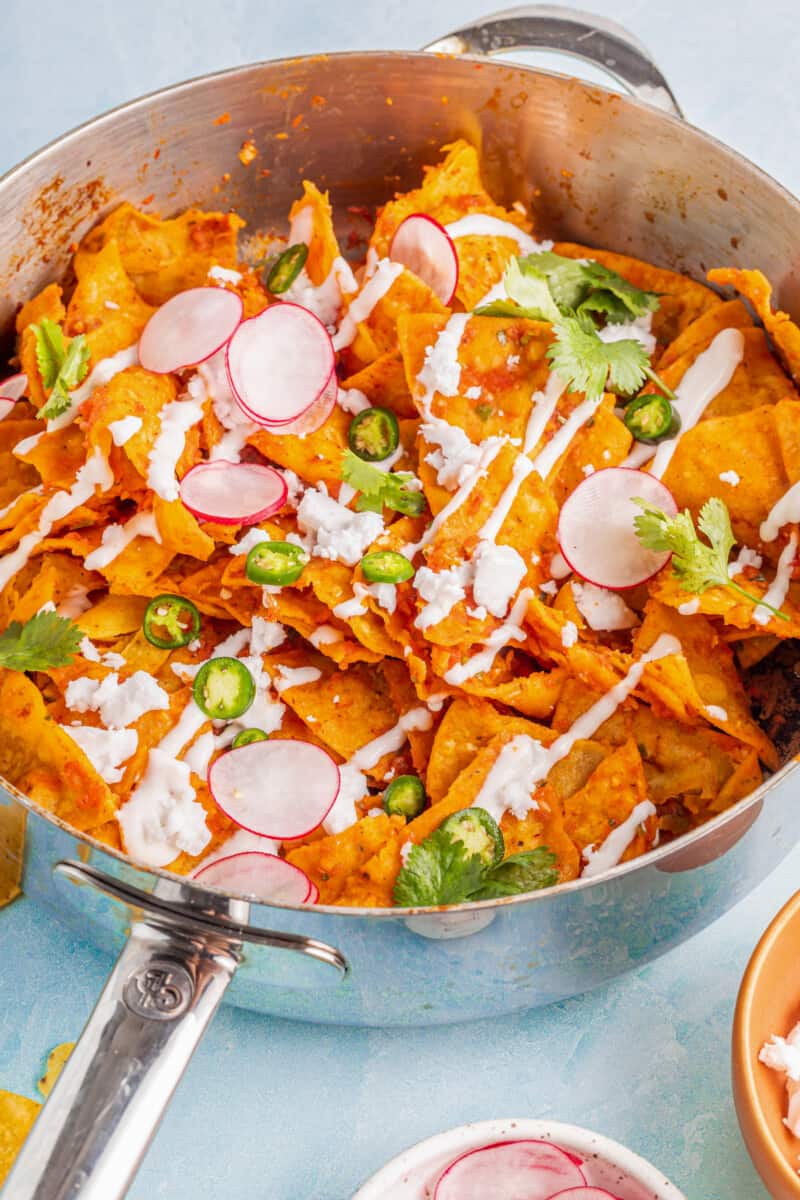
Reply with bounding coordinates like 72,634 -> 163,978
123,960 -> 194,1020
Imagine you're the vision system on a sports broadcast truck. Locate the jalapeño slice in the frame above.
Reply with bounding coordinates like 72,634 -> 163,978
266,243 -> 308,294
348,407 -> 400,462
360,550 -> 415,584
439,807 -> 505,869
231,727 -> 269,748
193,657 -> 255,720
245,541 -> 308,586
623,393 -> 680,444
143,594 -> 201,649
383,775 -> 426,820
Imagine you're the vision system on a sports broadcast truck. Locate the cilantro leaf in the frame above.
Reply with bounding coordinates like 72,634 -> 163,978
393,813 -> 559,907
518,252 -> 659,321
546,313 -> 650,400
473,299 -> 531,319
633,496 -> 790,622
501,257 -> 561,322
472,848 -> 559,900
33,318 -> 65,389
32,319 -> 90,420
341,450 -> 426,517
577,289 -> 635,325
0,611 -> 83,671
392,824 -> 487,907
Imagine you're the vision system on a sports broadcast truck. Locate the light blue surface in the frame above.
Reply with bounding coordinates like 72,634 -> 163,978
2,1 -> 800,1196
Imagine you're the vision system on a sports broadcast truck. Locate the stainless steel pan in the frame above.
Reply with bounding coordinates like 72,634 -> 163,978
2,7 -> 800,1198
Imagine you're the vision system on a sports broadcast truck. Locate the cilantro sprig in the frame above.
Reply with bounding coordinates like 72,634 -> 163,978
393,815 -> 559,906
518,251 -> 659,321
473,252 -> 674,405
546,312 -> 653,401
341,450 -> 426,517
32,319 -> 90,420
0,611 -> 83,671
634,496 -> 790,622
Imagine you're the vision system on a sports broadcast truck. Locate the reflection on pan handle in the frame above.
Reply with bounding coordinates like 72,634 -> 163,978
3,861 -> 346,1200
422,4 -> 684,117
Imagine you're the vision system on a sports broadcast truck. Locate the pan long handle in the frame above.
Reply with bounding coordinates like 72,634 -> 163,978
2,914 -> 239,1200
423,4 -> 683,117
3,861 -> 347,1200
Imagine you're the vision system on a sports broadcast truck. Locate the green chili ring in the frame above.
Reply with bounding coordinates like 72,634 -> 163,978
143,594 -> 201,649
267,243 -> 309,294
231,727 -> 269,748
383,774 -> 426,820
624,393 -> 681,444
347,406 -> 400,462
440,807 -> 505,869
245,541 -> 308,586
193,657 -> 255,720
360,550 -> 415,584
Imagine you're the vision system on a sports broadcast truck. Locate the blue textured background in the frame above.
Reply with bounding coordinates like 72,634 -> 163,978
2,2 -> 800,1196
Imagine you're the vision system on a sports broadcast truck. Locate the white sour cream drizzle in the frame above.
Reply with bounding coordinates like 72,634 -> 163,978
0,448 -> 112,592
332,259 -> 404,351
443,587 -> 533,685
147,394 -> 205,501
444,215 -> 550,256
622,328 -> 745,477
48,344 -> 140,432
471,633 -> 680,824
761,484 -> 800,543
401,438 -> 505,560
523,373 -> 567,455
754,530 -> 798,625
84,511 -> 161,571
582,799 -> 657,878
323,707 -> 434,834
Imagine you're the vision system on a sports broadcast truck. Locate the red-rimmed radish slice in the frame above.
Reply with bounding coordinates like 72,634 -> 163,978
266,366 -> 338,437
194,851 -> 313,904
389,214 -> 459,305
434,1140 -> 586,1200
226,302 -> 335,428
305,880 -> 320,904
139,287 -> 243,374
549,1189 -> 622,1199
557,467 -> 677,591
179,460 -> 287,526
0,399 -> 15,421
208,739 -> 340,840
0,372 -> 27,402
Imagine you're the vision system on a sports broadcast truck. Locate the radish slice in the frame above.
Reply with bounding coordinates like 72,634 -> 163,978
194,851 -> 314,905
0,372 -> 27,401
0,400 -> 15,421
139,287 -> 243,374
390,214 -> 459,305
265,366 -> 338,437
179,460 -> 287,525
226,302 -> 335,428
208,739 -> 340,840
549,1190 -> 622,1200
434,1140 -> 586,1200
305,880 -> 320,904
557,467 -> 677,591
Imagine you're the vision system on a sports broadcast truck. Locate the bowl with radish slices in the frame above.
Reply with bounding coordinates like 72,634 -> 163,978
352,1119 -> 686,1200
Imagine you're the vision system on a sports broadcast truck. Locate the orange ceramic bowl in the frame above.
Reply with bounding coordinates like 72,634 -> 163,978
734,889 -> 800,1199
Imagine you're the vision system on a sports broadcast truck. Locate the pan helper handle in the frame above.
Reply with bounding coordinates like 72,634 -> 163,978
3,862 -> 347,1200
423,4 -> 683,116
3,915 -> 240,1200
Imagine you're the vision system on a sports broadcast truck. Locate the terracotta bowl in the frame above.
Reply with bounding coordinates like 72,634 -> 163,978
734,889 -> 800,1199
352,1118 -> 686,1199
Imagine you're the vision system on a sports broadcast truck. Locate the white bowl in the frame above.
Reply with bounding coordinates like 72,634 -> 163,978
353,1118 -> 687,1200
